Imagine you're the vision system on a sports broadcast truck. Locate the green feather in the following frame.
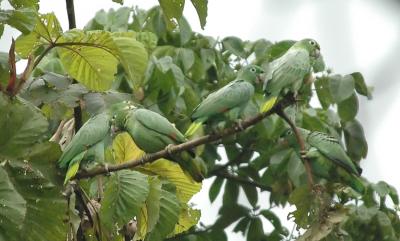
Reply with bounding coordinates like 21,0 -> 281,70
184,120 -> 204,137
124,107 -> 206,182
64,151 -> 85,184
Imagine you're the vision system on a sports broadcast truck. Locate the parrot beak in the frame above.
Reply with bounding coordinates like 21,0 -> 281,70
313,48 -> 320,58
256,72 -> 266,85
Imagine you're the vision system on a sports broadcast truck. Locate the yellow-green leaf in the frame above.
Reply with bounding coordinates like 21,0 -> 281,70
57,30 -> 118,91
170,205 -> 200,236
15,13 -> 62,58
111,33 -> 148,89
111,132 -> 145,164
138,159 -> 202,203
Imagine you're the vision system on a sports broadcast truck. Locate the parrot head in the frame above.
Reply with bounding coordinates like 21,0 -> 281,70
109,101 -> 137,132
237,64 -> 265,85
280,127 -> 310,147
295,38 -> 321,59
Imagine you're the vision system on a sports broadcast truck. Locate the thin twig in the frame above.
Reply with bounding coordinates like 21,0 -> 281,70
74,97 -> 295,180
276,109 -> 314,187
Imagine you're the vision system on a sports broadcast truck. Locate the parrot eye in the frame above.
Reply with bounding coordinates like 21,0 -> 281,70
250,67 -> 256,72
309,40 -> 316,46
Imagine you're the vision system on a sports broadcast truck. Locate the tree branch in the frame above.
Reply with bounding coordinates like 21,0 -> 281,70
276,109 -> 314,186
65,0 -> 82,131
74,96 -> 296,180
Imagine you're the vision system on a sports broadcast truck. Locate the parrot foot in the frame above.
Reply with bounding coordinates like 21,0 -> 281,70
166,144 -> 175,157
300,150 -> 308,159
104,164 -> 110,176
234,119 -> 245,131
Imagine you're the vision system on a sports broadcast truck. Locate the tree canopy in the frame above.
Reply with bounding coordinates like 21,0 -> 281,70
0,1 -> 398,241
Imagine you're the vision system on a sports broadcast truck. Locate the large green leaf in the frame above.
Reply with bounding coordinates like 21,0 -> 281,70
136,177 -> 162,239
0,8 -> 37,34
158,0 -> 185,29
4,161 -> 67,241
9,0 -> 39,9
111,33 -> 149,88
0,93 -> 48,159
100,170 -> 149,231
58,30 -> 148,91
0,167 -> 26,241
84,7 -> 131,32
343,119 -> 368,162
15,13 -> 63,58
139,159 -> 202,203
145,181 -> 180,241
190,0 -> 208,29
57,30 -> 118,91
329,74 -> 355,103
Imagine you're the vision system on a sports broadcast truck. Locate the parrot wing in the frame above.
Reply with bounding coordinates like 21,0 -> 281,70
191,80 -> 254,120
265,49 -> 311,96
307,131 -> 361,176
133,108 -> 186,144
58,112 -> 111,168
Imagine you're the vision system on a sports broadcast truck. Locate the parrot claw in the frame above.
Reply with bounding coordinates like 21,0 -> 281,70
166,144 -> 175,156
104,164 -> 110,176
234,119 -> 244,131
300,150 -> 308,159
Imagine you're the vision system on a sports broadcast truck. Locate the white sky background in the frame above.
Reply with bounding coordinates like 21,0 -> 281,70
1,0 -> 400,240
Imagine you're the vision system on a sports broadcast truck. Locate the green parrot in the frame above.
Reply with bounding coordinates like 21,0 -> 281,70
283,127 -> 364,193
261,39 -> 321,113
185,65 -> 265,137
58,101 -> 132,184
123,106 -> 206,182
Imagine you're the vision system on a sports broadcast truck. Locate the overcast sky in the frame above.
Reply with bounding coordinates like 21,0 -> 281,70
1,0 -> 400,240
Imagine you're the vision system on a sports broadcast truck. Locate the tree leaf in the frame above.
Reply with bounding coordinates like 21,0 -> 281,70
329,74 -> 355,103
111,132 -> 145,164
136,176 -> 162,239
15,13 -> 63,58
57,30 -> 119,91
145,181 -> 180,241
222,180 -> 239,206
351,72 -> 372,99
215,204 -> 249,229
343,119 -> 368,162
0,8 -> 37,34
138,158 -> 202,203
247,218 -> 264,241
4,161 -> 67,241
314,76 -> 333,109
111,33 -> 149,88
100,170 -> 149,231
267,40 -> 295,61
338,93 -> 358,122
222,36 -> 246,58
209,177 -> 224,203
190,0 -> 208,29
158,0 -> 185,30
242,183 -> 258,208
9,0 -> 39,9
0,52 -> 9,86
0,94 -> 48,159
170,205 -> 200,236
0,166 -> 26,240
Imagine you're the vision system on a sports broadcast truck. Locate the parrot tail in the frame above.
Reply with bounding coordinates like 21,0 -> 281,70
184,121 -> 203,137
347,176 -> 365,194
178,152 -> 207,182
260,96 -> 278,113
63,151 -> 86,184
64,161 -> 80,184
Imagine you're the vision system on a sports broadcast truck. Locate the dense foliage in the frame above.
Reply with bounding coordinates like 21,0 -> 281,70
0,0 -> 399,240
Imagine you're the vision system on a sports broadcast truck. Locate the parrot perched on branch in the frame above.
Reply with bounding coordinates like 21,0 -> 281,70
185,64 -> 265,137
122,106 -> 206,182
284,127 -> 364,193
261,39 -> 321,113
57,101 -> 132,184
